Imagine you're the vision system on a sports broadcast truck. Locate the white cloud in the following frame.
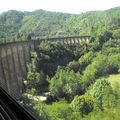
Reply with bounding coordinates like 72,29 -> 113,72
0,0 -> 120,14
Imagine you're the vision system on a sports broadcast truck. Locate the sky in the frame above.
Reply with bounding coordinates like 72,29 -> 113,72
0,0 -> 120,14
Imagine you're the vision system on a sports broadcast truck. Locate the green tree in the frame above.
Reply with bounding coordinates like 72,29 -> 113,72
67,60 -> 80,72
47,99 -> 72,120
32,101 -> 49,120
70,94 -> 93,116
24,52 -> 46,94
16,33 -> 21,39
88,79 -> 117,110
49,67 -> 82,98
27,34 -> 31,40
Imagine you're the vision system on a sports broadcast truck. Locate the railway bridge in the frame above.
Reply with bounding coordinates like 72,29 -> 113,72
0,36 -> 91,98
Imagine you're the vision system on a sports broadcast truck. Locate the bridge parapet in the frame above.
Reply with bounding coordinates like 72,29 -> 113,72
34,36 -> 91,44
0,40 -> 35,98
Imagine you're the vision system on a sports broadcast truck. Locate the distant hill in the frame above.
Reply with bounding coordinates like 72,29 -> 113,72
0,7 -> 120,39
0,10 -> 71,39
0,10 -> 24,38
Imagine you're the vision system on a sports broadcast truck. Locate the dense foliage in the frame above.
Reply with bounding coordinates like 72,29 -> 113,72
22,34 -> 120,120
5,6 -> 119,120
36,41 -> 88,76
49,68 -> 82,99
1,7 -> 120,42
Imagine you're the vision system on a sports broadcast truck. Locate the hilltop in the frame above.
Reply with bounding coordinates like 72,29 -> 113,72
0,7 -> 120,39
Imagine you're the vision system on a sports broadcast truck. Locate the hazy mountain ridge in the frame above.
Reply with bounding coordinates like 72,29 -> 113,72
0,7 -> 120,39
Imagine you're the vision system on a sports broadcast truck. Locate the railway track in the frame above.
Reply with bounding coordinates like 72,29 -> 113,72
0,87 -> 37,120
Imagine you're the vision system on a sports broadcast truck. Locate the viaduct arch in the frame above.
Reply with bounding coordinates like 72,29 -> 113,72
0,36 -> 91,98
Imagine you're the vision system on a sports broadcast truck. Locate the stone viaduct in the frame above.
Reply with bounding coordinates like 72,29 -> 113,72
0,36 -> 91,99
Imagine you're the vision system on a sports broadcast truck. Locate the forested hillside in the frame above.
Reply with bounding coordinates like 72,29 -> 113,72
1,6 -> 120,120
0,10 -> 24,38
0,10 -> 71,39
0,7 -> 120,41
22,33 -> 120,120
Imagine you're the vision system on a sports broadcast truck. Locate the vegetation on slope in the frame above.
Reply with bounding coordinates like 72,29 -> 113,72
1,6 -> 120,120
1,7 -> 120,41
22,31 -> 120,120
